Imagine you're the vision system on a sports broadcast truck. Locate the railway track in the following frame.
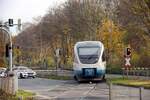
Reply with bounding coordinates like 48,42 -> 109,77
49,81 -> 109,100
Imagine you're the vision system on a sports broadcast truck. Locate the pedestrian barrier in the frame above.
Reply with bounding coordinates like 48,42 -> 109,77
108,83 -> 150,100
122,67 -> 150,79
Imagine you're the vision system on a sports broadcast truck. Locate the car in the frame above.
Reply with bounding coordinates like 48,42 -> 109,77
0,68 -> 6,71
0,70 -> 6,77
13,66 -> 36,78
0,68 -> 7,77
26,68 -> 37,78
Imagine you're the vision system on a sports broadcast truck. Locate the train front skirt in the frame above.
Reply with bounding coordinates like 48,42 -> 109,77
74,68 -> 105,80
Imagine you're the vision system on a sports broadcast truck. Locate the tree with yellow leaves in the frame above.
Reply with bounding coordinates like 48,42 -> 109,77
97,18 -> 125,66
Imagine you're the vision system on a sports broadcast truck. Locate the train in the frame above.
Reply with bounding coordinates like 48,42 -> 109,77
73,41 -> 106,82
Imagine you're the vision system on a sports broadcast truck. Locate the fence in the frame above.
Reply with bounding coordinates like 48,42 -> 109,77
108,83 -> 150,100
122,67 -> 150,79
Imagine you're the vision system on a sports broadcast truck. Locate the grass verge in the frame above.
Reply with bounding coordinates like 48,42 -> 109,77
0,89 -> 35,100
107,77 -> 150,89
16,90 -> 35,100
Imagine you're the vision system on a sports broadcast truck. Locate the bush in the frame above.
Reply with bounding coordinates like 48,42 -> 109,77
64,57 -> 73,70
106,64 -> 122,74
131,52 -> 140,67
138,53 -> 150,68
47,57 -> 55,69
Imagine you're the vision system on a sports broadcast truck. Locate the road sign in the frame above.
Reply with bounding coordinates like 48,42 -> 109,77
125,57 -> 131,67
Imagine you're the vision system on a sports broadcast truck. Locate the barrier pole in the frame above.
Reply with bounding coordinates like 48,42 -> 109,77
139,87 -> 143,100
109,83 -> 112,100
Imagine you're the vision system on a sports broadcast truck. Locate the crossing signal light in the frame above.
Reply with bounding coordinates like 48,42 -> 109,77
126,48 -> 131,56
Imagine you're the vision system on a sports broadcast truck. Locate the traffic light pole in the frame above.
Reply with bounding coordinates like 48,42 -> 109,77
0,27 -> 13,71
0,19 -> 19,95
0,19 -> 21,71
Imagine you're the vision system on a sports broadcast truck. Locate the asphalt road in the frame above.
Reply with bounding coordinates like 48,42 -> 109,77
19,78 -> 150,100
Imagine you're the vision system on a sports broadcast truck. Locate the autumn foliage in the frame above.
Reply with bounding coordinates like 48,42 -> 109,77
0,0 -> 150,71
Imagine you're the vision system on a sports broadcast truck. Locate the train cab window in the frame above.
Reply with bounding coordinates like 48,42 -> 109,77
102,52 -> 106,62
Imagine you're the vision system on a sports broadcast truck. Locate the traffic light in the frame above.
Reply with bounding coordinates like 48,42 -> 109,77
8,19 -> 13,26
126,47 -> 131,56
6,44 -> 9,57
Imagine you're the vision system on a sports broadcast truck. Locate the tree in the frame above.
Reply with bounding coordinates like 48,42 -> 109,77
117,0 -> 150,68
97,18 -> 125,65
117,0 -> 150,36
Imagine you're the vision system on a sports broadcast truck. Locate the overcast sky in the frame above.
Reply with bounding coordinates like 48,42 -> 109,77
0,0 -> 67,23
0,0 -> 67,35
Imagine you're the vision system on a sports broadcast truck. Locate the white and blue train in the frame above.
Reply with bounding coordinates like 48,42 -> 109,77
73,41 -> 106,82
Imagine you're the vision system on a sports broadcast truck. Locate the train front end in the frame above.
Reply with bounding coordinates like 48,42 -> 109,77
73,41 -> 106,82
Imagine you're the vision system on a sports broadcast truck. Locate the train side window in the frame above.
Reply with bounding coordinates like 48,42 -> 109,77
102,52 -> 106,62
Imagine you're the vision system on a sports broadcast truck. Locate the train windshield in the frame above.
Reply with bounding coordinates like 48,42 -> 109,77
78,47 -> 101,64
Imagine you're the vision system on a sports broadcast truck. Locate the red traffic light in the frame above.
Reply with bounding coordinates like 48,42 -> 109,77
126,48 -> 131,56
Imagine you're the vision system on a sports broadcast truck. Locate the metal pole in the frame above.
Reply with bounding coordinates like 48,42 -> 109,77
0,20 -> 19,95
109,83 -> 112,100
127,68 -> 129,78
9,40 -> 13,71
56,58 -> 58,75
139,87 -> 143,100
146,68 -> 149,79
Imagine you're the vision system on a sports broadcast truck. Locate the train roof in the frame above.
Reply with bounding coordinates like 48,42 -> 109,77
75,41 -> 103,47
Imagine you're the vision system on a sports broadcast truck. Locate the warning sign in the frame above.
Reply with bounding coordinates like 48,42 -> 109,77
125,57 -> 131,67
